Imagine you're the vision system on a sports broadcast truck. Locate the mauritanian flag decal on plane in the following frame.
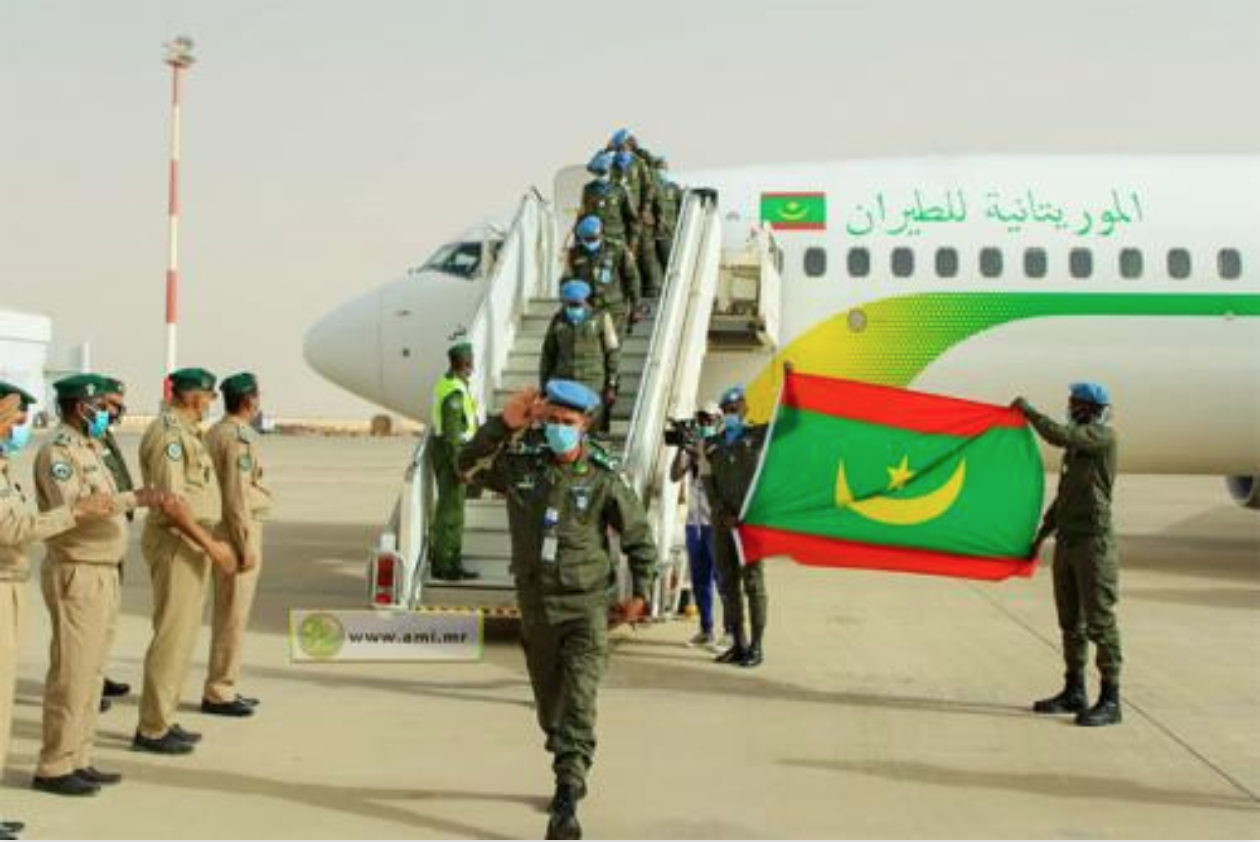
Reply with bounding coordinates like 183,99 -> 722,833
738,373 -> 1045,581
760,192 -> 827,230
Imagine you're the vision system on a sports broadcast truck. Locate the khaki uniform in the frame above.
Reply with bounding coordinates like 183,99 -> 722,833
137,409 -> 221,738
539,309 -> 621,433
205,417 -> 270,704
33,425 -> 136,777
0,456 -> 75,778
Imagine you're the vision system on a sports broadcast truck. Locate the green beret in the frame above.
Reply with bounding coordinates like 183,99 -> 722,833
447,342 -> 474,362
0,380 -> 37,409
220,372 -> 258,399
100,376 -> 125,395
54,373 -> 107,401
168,367 -> 217,393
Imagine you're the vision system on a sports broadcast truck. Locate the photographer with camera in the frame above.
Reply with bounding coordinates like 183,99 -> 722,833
668,402 -> 727,650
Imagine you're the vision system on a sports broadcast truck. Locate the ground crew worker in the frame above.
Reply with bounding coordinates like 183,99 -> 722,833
653,158 -> 683,272
703,386 -> 769,668
1,384 -> 113,832
98,376 -> 134,711
457,380 -> 656,841
567,216 -> 641,338
134,368 -> 241,755
539,280 -> 620,437
1015,383 -> 1124,727
429,343 -> 480,581
32,374 -> 168,796
578,152 -> 636,251
202,373 -> 270,717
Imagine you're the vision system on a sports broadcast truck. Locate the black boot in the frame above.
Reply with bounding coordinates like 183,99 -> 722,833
1032,674 -> 1087,714
1076,680 -> 1122,727
740,629 -> 764,668
545,781 -> 583,840
714,628 -> 746,664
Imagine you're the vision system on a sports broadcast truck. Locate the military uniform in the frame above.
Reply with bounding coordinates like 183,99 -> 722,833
566,242 -> 640,337
578,179 -> 636,251
204,413 -> 270,706
1019,400 -> 1123,688
629,149 -> 663,297
33,421 -> 136,780
457,411 -> 656,795
654,176 -> 683,272
137,403 -> 222,740
429,362 -> 479,580
0,415 -> 76,795
539,306 -> 620,433
703,424 -> 769,662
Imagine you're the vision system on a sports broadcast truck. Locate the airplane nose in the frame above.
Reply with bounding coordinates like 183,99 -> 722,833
303,289 -> 384,405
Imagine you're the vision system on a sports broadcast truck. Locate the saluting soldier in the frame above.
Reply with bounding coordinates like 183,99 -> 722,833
428,342 -> 481,582
458,381 -> 656,842
578,152 -> 636,251
202,373 -> 270,717
539,280 -> 620,436
702,386 -> 770,668
97,376 -> 134,710
566,216 -> 641,338
134,368 -> 241,755
32,375 -> 167,796
1,384 -> 112,832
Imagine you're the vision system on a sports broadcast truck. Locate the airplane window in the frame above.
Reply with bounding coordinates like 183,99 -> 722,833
847,247 -> 870,278
1168,248 -> 1192,280
804,247 -> 827,278
979,247 -> 1003,278
891,248 -> 914,278
421,241 -> 483,279
1023,248 -> 1048,279
1218,248 -> 1242,280
935,248 -> 959,278
1069,248 -> 1092,279
1119,248 -> 1143,279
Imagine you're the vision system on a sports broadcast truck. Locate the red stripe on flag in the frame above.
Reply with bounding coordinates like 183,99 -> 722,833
739,524 -> 1035,581
783,372 -> 1026,435
769,221 -> 826,230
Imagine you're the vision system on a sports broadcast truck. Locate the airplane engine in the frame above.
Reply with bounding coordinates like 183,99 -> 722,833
1225,475 -> 1260,510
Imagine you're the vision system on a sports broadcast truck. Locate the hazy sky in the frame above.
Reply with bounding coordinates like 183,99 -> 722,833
3,0 -> 1258,417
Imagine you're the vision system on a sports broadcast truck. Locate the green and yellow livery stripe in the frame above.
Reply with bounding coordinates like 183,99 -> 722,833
745,292 -> 1260,421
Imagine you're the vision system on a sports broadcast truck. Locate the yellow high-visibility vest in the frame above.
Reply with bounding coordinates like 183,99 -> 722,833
431,374 -> 479,442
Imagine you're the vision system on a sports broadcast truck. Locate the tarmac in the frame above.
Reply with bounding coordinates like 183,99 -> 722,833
2,433 -> 1258,839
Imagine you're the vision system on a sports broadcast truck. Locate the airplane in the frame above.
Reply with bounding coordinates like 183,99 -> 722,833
305,153 -> 1260,511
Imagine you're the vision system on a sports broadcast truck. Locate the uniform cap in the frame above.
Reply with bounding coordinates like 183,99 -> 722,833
560,280 -> 592,303
586,151 -> 614,175
575,215 -> 603,240
1069,382 -> 1110,406
700,401 -> 722,418
168,367 -> 217,393
53,373 -> 107,401
221,372 -> 259,399
610,128 -> 632,148
545,379 -> 601,414
447,341 -> 474,363
720,386 -> 746,407
99,376 -> 126,396
0,380 -> 37,410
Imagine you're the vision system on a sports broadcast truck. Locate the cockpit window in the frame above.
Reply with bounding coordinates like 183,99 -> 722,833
422,242 -> 482,279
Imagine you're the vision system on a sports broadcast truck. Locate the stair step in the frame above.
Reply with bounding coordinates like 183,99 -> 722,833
500,369 -> 643,393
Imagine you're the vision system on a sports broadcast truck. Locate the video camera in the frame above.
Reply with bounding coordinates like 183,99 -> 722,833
663,417 -> 700,448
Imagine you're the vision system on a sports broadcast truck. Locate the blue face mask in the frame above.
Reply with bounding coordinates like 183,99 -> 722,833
722,413 -> 744,443
699,425 -> 717,439
86,408 -> 110,440
545,422 -> 583,456
0,421 -> 31,456
565,306 -> 587,324
581,239 -> 601,254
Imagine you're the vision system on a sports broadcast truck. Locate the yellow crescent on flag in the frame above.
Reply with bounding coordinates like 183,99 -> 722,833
835,458 -> 967,526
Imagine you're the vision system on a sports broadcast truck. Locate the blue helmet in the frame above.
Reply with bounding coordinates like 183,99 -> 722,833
545,379 -> 601,414
720,386 -> 746,408
610,128 -> 632,148
560,279 -> 592,303
587,151 -> 614,176
575,215 -> 603,240
614,150 -> 634,171
1069,382 -> 1111,406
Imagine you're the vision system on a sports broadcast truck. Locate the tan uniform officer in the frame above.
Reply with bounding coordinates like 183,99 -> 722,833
1,385 -> 112,831
31,375 -> 166,797
134,368 -> 239,755
202,373 -> 268,717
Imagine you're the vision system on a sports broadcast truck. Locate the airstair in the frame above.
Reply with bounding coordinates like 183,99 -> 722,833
368,175 -> 781,617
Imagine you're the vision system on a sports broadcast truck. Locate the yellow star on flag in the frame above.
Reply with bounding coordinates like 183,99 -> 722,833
886,456 -> 916,491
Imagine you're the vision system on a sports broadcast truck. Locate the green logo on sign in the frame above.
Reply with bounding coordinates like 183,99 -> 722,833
297,613 -> 345,660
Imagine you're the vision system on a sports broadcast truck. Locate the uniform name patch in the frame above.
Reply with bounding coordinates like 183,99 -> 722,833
165,441 -> 184,461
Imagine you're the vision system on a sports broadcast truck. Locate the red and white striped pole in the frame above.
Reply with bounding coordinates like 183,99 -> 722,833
162,36 -> 195,399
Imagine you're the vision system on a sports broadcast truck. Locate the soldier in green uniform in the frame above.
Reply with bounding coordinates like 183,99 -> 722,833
702,386 -> 769,668
1015,383 -> 1123,727
539,280 -> 620,437
578,152 -> 636,251
652,158 -> 683,272
428,342 -> 481,581
567,216 -> 641,338
457,380 -> 656,841
609,130 -> 664,297
97,376 -> 134,709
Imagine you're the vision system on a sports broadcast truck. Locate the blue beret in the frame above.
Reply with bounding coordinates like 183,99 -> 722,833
720,386 -> 745,407
587,151 -> 614,175
1070,382 -> 1110,406
560,280 -> 592,303
610,128 -> 631,147
545,379 -> 601,414
614,150 -> 634,171
575,215 -> 603,239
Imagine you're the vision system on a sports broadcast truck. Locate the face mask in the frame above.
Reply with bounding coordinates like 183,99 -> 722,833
699,425 -> 717,439
85,408 -> 110,440
723,414 -> 744,442
581,239 -> 601,254
545,422 -> 583,456
565,306 -> 587,324
0,420 -> 31,456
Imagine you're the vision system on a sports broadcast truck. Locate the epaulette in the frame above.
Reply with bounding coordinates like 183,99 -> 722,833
52,430 -> 73,447
587,441 -> 620,472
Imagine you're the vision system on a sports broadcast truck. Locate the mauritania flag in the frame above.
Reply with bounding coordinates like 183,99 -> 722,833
760,192 -> 826,230
738,373 -> 1044,581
